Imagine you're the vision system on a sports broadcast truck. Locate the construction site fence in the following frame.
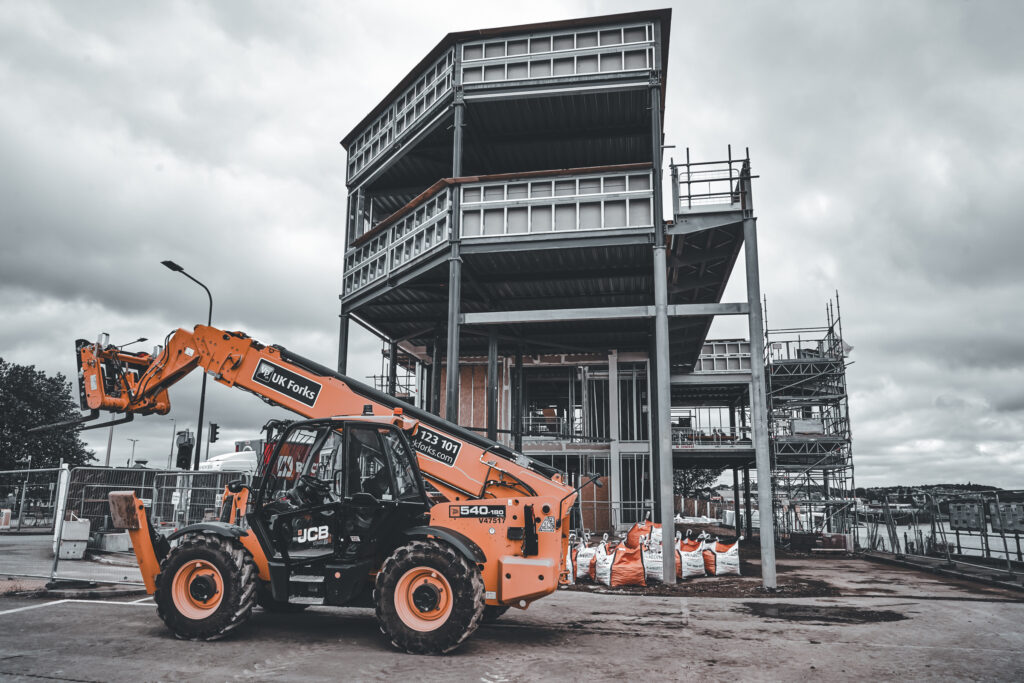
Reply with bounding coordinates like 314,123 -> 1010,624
41,466 -> 249,587
861,491 -> 1024,574
0,467 -> 63,533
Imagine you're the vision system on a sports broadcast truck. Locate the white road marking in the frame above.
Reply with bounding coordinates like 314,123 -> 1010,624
0,598 -> 152,616
0,599 -> 69,616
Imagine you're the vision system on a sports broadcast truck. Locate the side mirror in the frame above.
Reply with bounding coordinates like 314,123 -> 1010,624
350,491 -> 377,507
334,470 -> 344,494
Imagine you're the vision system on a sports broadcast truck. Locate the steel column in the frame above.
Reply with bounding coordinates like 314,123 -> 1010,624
732,467 -> 741,530
445,97 -> 465,422
649,334 -> 661,520
744,216 -> 777,589
608,350 -> 621,529
513,346 -> 523,452
430,335 -> 442,416
744,465 -> 753,538
486,332 -> 498,441
337,305 -> 350,375
648,81 -> 675,584
388,339 -> 398,396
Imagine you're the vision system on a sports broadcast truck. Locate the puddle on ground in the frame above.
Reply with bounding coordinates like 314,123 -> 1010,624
741,602 -> 907,624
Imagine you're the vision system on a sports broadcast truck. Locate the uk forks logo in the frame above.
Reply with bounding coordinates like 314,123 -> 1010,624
251,359 -> 322,407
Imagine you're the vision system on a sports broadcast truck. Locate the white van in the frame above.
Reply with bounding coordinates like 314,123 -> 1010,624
199,449 -> 258,476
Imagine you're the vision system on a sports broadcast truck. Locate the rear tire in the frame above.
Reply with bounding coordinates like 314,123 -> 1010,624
375,540 -> 484,654
154,532 -> 257,641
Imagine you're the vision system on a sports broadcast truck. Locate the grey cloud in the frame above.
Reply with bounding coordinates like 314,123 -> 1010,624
5,0 -> 1024,487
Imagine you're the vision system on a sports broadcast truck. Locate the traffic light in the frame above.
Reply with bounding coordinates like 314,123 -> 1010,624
209,422 -> 220,444
175,430 -> 194,470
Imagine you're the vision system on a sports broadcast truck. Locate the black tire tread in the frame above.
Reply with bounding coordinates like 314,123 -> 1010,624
154,532 -> 257,641
482,605 -> 510,624
375,539 -> 485,655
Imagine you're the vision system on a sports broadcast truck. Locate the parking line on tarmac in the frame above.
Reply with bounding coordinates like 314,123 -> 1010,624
0,598 -> 152,616
0,599 -> 69,616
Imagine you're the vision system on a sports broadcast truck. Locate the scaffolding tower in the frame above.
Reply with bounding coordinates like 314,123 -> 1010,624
766,295 -> 855,535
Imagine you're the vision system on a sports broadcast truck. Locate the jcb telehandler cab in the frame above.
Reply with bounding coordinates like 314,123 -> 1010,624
67,325 -> 586,654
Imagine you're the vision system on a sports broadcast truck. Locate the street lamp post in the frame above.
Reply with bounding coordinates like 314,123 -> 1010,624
127,438 -> 139,467
166,418 -> 176,469
161,260 -> 212,471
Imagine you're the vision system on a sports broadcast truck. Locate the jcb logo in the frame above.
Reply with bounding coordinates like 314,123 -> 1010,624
296,525 -> 330,543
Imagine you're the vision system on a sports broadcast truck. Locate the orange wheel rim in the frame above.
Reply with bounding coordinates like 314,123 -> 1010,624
171,560 -> 224,619
394,567 -> 453,632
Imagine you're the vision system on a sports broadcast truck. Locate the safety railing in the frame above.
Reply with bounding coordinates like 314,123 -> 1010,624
860,492 -> 1024,574
460,21 -> 655,86
672,427 -> 752,449
346,48 -> 455,182
460,169 -> 653,237
671,147 -> 752,214
0,467 -> 62,532
342,166 -> 654,299
343,186 -> 453,297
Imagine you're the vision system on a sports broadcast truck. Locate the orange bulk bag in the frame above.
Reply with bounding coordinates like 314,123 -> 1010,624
625,520 -> 661,548
609,543 -> 647,587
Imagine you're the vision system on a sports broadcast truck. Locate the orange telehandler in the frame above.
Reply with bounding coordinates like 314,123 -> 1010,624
69,325 -> 588,653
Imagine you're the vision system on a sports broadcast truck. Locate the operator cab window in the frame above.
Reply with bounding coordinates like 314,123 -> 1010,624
346,426 -> 393,500
379,428 -> 419,500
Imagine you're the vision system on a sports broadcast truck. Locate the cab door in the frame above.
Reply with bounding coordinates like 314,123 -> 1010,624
257,424 -> 342,567
335,424 -> 429,562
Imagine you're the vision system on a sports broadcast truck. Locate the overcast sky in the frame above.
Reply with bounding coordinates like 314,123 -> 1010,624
1,1 -> 1021,487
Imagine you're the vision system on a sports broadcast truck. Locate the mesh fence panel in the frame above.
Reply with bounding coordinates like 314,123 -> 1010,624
47,467 -> 251,586
0,468 -> 62,532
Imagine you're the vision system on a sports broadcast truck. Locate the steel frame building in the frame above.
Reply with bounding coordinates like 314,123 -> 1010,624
337,9 -> 778,585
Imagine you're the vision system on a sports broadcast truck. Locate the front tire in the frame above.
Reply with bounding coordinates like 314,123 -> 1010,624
154,533 -> 257,641
375,540 -> 484,654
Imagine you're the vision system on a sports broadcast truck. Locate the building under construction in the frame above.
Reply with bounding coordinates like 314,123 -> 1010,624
335,9 -> 852,559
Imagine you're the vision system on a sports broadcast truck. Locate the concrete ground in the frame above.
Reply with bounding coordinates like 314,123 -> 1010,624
1,556 -> 1022,682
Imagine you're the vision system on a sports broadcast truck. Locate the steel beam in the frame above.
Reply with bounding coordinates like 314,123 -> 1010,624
460,302 -> 748,326
667,302 -> 748,316
670,371 -> 751,385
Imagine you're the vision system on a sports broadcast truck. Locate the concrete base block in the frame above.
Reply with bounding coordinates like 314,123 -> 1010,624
61,518 -> 91,542
59,540 -> 88,559
96,532 -> 133,552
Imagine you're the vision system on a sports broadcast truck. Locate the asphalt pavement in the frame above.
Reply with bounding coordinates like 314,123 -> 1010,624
1,557 -> 1022,682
